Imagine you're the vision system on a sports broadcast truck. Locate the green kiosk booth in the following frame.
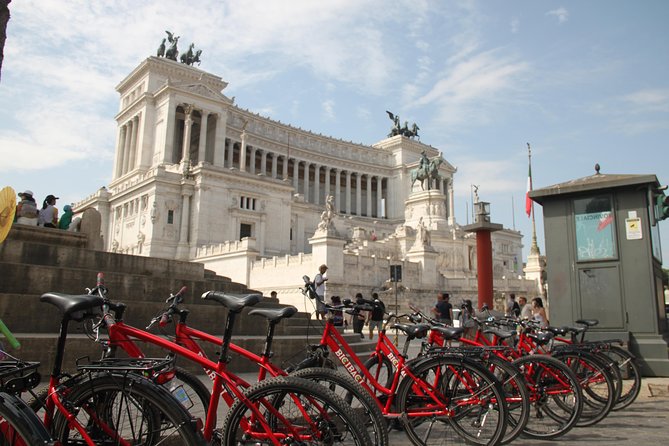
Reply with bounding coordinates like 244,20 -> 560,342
530,167 -> 669,376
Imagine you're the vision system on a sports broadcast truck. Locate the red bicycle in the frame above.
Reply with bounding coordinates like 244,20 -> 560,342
81,275 -> 373,445
290,276 -> 509,446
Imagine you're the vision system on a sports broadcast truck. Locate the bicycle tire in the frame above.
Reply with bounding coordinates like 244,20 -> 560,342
604,346 -> 642,410
164,366 -> 210,426
483,355 -> 531,445
362,354 -> 394,396
396,355 -> 507,446
290,367 -> 388,446
0,392 -> 53,446
220,375 -> 373,445
552,350 -> 615,427
51,372 -> 206,446
512,355 -> 583,440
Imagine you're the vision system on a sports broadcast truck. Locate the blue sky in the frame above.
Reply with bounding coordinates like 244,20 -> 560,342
1,0 -> 668,264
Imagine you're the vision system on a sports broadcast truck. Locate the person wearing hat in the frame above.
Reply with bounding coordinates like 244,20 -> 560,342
38,194 -> 59,228
58,204 -> 74,230
16,190 -> 39,226
313,264 -> 329,320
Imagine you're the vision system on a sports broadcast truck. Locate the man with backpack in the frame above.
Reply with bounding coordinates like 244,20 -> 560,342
366,292 -> 386,339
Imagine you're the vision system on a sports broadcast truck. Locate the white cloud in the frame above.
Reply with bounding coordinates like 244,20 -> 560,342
622,89 -> 669,113
322,100 -> 335,120
547,7 -> 569,24
413,49 -> 529,128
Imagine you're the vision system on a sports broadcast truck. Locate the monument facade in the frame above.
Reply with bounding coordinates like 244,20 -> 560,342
76,55 -> 539,311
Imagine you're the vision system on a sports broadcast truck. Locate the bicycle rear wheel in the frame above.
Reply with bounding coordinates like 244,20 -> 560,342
220,375 -> 372,445
512,355 -> 582,440
396,355 -> 507,446
553,350 -> 616,427
604,346 -> 642,410
51,372 -> 205,445
0,392 -> 53,446
163,366 -> 210,426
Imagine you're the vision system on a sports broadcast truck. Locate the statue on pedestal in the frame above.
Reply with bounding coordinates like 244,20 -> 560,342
316,195 -> 337,235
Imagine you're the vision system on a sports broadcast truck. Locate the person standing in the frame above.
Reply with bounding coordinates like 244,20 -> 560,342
531,297 -> 548,328
352,293 -> 367,338
506,293 -> 520,318
431,292 -> 453,325
15,190 -> 39,226
518,296 -> 532,320
38,194 -> 59,228
459,299 -> 477,340
366,293 -> 386,339
313,264 -> 328,320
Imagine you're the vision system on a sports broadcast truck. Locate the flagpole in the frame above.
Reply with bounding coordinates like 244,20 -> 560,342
527,143 -> 540,256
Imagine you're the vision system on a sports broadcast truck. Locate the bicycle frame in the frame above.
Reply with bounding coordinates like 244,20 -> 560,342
103,314 -> 296,444
313,317 -> 459,419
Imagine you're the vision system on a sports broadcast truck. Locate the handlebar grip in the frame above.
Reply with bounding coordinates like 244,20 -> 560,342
96,272 -> 105,286
159,313 -> 170,327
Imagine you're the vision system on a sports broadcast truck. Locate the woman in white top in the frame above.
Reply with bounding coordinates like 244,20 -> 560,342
38,194 -> 59,228
531,297 -> 548,328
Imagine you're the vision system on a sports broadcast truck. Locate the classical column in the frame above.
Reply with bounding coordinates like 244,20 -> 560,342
292,159 -> 300,190
249,147 -> 257,174
129,116 -> 140,172
282,155 -> 288,179
334,169 -> 341,213
180,105 -> 194,171
163,99 -> 177,164
114,124 -> 128,179
448,179 -> 456,225
356,173 -> 362,216
260,150 -> 267,176
313,164 -> 320,205
376,177 -> 383,218
122,119 -> 133,174
271,153 -> 278,178
240,131 -> 247,171
303,162 -> 311,202
366,174 -> 372,217
345,171 -> 352,214
324,167 -> 331,200
176,190 -> 192,259
213,114 -> 225,166
198,111 -> 209,164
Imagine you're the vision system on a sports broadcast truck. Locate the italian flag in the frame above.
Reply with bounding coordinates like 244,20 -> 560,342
525,163 -> 533,217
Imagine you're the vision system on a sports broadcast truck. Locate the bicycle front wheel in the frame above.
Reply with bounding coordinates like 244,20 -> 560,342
0,391 -> 54,446
290,367 -> 388,446
51,372 -> 205,446
220,375 -> 372,445
396,355 -> 507,446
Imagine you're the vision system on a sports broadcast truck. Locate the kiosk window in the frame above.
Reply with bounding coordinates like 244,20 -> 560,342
574,195 -> 617,261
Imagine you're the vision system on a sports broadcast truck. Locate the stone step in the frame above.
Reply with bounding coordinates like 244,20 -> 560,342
6,333 -> 378,374
0,293 -> 301,336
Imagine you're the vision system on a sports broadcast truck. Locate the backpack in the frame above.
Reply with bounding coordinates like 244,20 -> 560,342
371,300 -> 385,320
512,301 -> 521,317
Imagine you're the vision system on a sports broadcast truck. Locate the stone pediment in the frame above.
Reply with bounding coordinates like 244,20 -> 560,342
172,82 -> 228,102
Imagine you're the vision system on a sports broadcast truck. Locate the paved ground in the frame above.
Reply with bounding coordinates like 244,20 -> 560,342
385,377 -> 669,445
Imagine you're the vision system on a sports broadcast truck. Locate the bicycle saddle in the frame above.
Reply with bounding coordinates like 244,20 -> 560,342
201,291 -> 262,312
249,306 -> 298,323
40,292 -> 104,321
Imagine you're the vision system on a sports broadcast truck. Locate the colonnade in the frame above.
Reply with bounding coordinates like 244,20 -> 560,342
222,136 -> 389,218
114,113 -> 141,178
